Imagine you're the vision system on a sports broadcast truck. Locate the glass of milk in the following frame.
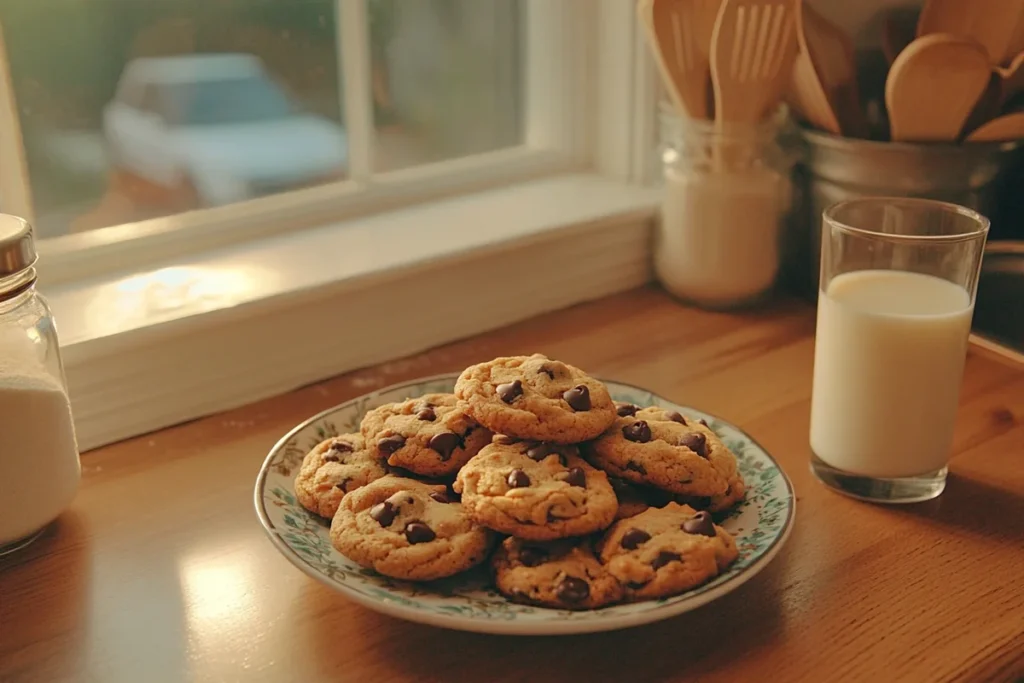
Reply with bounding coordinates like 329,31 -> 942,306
809,198 -> 988,503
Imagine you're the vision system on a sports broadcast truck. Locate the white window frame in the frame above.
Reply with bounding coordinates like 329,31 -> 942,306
1,0 -> 664,450
28,0 -> 604,286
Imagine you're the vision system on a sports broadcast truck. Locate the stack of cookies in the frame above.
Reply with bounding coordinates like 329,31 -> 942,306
295,353 -> 746,610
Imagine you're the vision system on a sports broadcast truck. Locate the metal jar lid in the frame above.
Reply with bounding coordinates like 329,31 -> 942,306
0,214 -> 37,278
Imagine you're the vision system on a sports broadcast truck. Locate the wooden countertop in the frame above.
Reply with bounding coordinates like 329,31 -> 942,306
2,288 -> 1022,683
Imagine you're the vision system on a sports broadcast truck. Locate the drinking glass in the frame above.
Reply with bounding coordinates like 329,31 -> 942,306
809,198 -> 989,503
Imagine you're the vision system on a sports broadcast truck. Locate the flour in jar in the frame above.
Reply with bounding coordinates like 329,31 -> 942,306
0,355 -> 80,547
654,166 -> 791,307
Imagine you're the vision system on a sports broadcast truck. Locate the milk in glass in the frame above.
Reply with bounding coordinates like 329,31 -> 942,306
810,269 -> 973,478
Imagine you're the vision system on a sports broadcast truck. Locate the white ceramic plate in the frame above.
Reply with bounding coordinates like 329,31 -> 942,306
254,374 -> 795,635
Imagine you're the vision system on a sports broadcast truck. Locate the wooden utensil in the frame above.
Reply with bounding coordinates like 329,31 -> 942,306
710,0 -> 798,126
965,111 -> 1024,141
639,0 -> 723,120
788,0 -> 867,137
881,5 -> 920,65
917,0 -> 1024,66
885,34 -> 991,142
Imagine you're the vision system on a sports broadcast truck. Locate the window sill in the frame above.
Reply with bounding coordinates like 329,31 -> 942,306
46,173 -> 659,451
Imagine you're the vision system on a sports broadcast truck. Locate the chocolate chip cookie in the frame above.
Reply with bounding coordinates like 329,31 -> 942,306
360,393 -> 492,478
295,434 -> 388,518
330,476 -> 495,581
455,354 -> 616,443
598,502 -> 738,601
585,405 -> 745,511
491,537 -> 624,610
453,437 -> 618,541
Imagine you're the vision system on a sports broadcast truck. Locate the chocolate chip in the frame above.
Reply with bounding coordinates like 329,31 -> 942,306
369,501 -> 397,527
617,403 -> 641,417
623,420 -> 652,443
507,469 -> 531,488
678,432 -> 707,457
518,546 -> 548,567
496,380 -> 523,403
538,361 -> 568,380
620,528 -> 651,550
556,576 -> 590,604
667,411 -> 687,425
526,443 -> 556,461
404,521 -> 436,544
625,461 -> 647,475
428,432 -> 461,460
416,407 -> 436,421
330,440 -> 355,453
651,551 -> 681,570
322,452 -> 341,462
562,467 -> 586,488
377,434 -> 406,455
429,492 -> 450,504
698,418 -> 708,427
683,511 -> 717,537
609,477 -> 634,496
563,385 -> 591,411
524,444 -> 568,466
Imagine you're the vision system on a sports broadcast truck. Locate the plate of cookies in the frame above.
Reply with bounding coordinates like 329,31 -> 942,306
255,354 -> 794,635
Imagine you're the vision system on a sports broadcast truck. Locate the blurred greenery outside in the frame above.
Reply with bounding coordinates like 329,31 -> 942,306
1,0 -> 521,234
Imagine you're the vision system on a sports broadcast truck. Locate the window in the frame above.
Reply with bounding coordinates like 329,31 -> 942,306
2,0 -> 537,269
0,1 -> 658,450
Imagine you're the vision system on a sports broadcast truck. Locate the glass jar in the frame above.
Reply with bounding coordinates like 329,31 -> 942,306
0,214 -> 80,555
655,104 -> 796,309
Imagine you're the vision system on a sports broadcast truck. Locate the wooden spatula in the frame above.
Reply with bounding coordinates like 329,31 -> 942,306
965,111 -> 1024,141
710,0 -> 798,126
917,0 -> 1024,66
639,0 -> 723,119
885,33 -> 991,142
788,0 -> 867,137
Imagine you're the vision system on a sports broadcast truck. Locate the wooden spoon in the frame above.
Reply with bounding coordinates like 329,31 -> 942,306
710,0 -> 798,126
639,0 -> 723,119
965,111 -> 1024,141
788,0 -> 867,137
885,33 -> 991,142
917,0 -> 1024,66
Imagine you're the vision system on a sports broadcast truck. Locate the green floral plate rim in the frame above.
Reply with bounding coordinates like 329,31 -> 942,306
254,373 -> 795,636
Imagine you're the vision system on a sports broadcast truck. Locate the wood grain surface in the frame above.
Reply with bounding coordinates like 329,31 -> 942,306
1,288 -> 1022,683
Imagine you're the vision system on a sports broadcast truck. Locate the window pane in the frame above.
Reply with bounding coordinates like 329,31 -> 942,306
3,0 -> 523,240
370,0 -> 522,172
4,0 -> 343,239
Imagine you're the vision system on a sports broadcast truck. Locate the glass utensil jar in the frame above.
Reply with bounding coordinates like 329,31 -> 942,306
655,106 -> 795,309
809,198 -> 988,503
0,214 -> 80,555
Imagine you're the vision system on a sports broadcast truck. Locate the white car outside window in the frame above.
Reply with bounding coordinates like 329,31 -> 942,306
103,53 -> 348,206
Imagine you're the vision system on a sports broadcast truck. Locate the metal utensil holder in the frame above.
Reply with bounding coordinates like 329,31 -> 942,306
784,125 -> 1024,298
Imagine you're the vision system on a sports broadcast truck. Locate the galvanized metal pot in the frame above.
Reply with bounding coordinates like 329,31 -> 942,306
785,127 -> 1024,297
